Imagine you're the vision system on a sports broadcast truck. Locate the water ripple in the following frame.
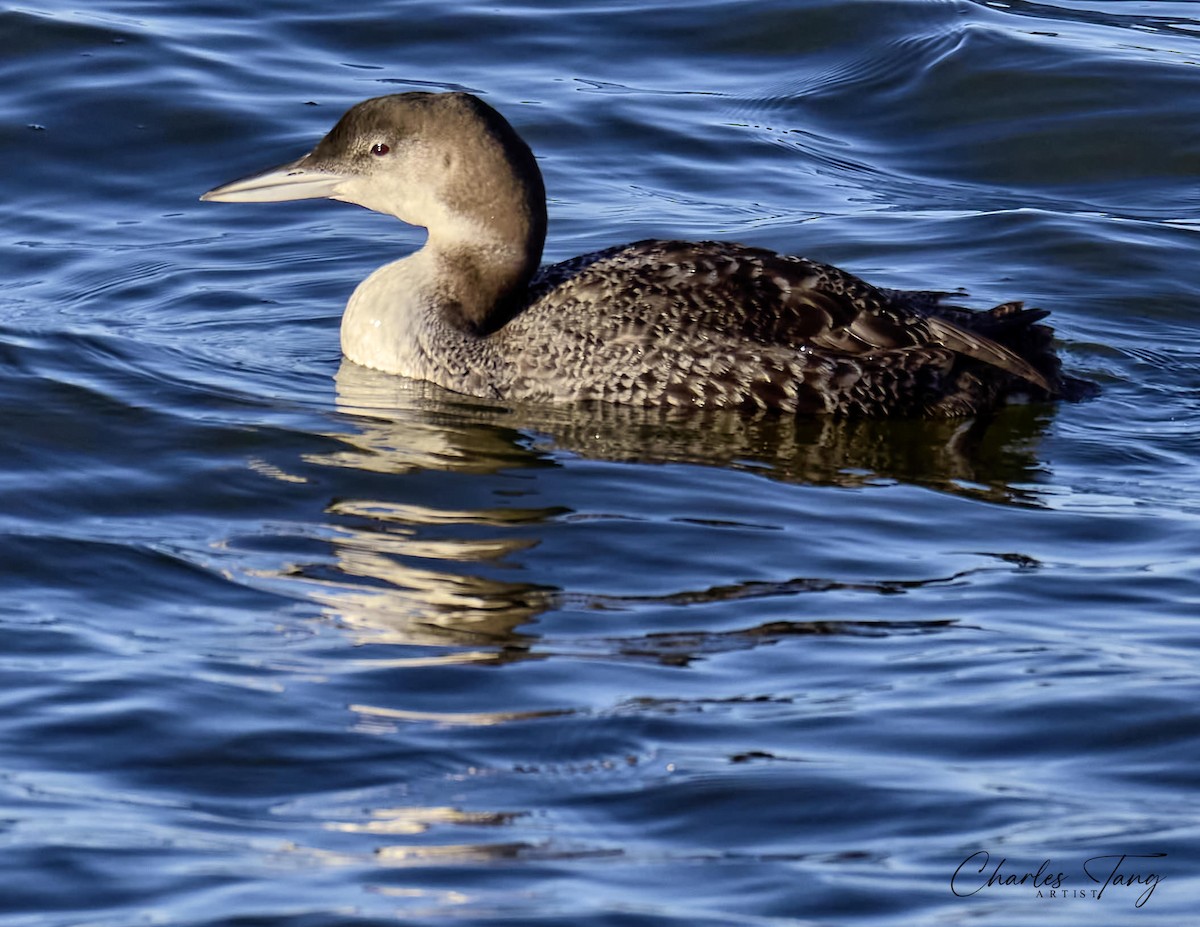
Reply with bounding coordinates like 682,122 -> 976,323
3,1 -> 1199,925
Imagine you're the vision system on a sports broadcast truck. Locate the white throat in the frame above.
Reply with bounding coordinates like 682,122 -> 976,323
339,246 -> 508,396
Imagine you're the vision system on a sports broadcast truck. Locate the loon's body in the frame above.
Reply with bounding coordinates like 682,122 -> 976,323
202,91 -> 1075,416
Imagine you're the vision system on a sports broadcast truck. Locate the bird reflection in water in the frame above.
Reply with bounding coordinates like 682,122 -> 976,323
239,360 -> 1060,661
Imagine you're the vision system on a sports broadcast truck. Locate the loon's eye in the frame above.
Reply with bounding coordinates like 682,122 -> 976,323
370,142 -> 390,156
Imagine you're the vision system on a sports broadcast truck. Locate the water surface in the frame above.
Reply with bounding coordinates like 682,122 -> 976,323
1,1 -> 1198,924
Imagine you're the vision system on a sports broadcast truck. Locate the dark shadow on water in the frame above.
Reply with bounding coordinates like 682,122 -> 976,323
240,362 -> 1063,657
328,360 -> 1058,504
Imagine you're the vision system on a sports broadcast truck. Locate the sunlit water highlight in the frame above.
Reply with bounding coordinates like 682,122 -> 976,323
1,1 -> 1198,924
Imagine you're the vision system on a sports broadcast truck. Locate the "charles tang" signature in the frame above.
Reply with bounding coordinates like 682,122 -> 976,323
951,850 -> 1165,907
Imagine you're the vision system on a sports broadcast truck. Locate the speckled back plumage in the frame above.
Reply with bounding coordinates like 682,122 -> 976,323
496,239 -> 1063,416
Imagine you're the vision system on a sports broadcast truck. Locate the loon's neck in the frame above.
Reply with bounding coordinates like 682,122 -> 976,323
421,227 -> 543,335
339,110 -> 549,380
339,233 -> 536,392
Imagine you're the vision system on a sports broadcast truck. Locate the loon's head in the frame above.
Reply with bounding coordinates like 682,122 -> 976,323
202,92 -> 547,258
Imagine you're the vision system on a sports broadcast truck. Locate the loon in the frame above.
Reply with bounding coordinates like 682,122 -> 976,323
201,91 -> 1075,416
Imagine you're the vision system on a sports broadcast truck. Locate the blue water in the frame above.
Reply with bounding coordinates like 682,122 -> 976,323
2,1 -> 1198,924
